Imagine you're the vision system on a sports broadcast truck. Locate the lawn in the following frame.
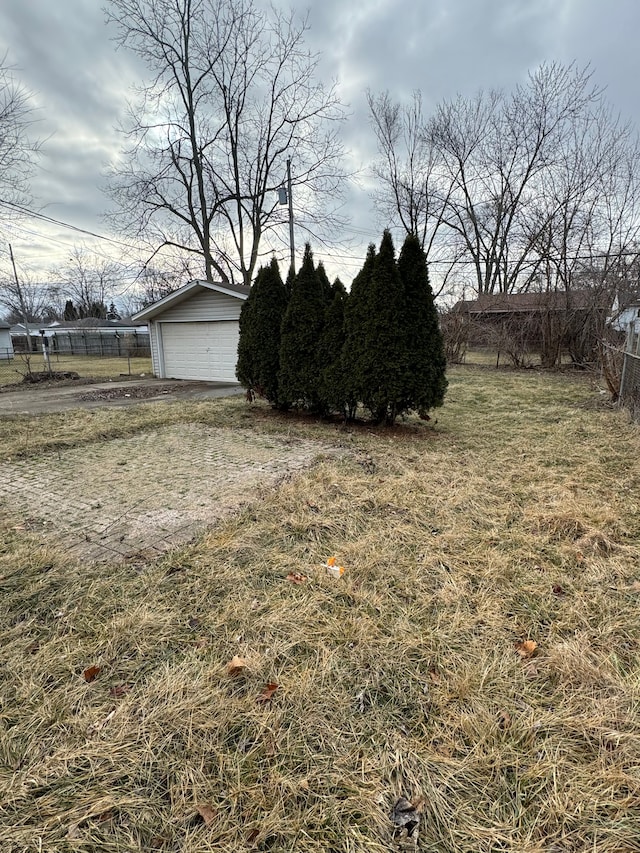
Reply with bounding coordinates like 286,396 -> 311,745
0,353 -> 153,387
1,365 -> 639,852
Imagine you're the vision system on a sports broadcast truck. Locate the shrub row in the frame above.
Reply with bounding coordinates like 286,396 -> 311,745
236,231 -> 447,424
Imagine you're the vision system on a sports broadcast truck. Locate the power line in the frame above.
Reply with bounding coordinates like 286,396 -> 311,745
0,199 -> 143,252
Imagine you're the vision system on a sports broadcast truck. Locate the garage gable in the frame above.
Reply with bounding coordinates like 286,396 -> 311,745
153,289 -> 242,322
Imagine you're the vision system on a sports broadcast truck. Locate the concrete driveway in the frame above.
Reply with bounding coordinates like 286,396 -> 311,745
0,378 -> 242,416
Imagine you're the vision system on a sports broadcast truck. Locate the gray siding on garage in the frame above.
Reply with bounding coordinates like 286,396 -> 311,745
149,322 -> 161,376
155,290 -> 241,322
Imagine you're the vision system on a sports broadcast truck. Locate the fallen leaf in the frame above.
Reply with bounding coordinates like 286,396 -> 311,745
428,668 -> 441,685
552,584 -> 566,596
226,655 -> 247,676
97,810 -> 115,823
256,682 -> 278,703
298,778 -> 310,791
195,804 -> 216,826
391,796 -> 420,839
83,665 -> 101,683
286,572 -> 307,584
109,684 -> 132,699
515,639 -> 538,659
67,822 -> 81,839
497,710 -> 512,730
193,638 -> 209,650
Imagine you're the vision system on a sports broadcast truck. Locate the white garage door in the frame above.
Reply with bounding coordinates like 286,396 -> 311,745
161,321 -> 239,382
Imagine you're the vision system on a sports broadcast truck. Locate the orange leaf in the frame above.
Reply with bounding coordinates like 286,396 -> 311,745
515,639 -> 538,659
256,682 -> 278,703
497,710 -> 512,730
286,572 -> 307,584
226,655 -> 247,676
196,804 -> 216,825
83,665 -> 101,683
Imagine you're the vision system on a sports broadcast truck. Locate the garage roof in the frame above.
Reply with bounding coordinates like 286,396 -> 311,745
132,279 -> 249,322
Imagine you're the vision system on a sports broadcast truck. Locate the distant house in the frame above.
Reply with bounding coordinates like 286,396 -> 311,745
610,288 -> 640,334
9,323 -> 43,352
11,319 -> 149,356
454,289 -> 611,318
0,321 -> 13,360
454,289 -> 612,365
132,279 -> 249,382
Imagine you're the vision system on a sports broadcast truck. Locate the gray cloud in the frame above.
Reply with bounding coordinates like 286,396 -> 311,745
1,0 -> 640,286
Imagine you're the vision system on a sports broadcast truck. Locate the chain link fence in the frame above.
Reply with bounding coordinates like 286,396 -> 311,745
1,331 -> 152,387
620,323 -> 640,420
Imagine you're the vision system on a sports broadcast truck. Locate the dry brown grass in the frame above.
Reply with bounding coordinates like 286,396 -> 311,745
1,365 -> 639,852
0,354 -> 153,387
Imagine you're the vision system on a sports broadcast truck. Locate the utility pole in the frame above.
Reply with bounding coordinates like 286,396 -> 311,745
9,243 -> 33,354
287,158 -> 295,275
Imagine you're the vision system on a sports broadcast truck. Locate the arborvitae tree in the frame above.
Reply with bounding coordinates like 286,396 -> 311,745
278,244 -> 326,409
284,265 -> 296,300
236,257 -> 288,404
316,261 -> 333,305
397,233 -> 447,414
343,233 -> 407,423
63,299 -> 78,321
84,301 -> 107,319
363,230 -> 406,422
341,243 -> 376,419
318,277 -> 349,415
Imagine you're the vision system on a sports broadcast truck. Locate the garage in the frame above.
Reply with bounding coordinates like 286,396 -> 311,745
161,320 -> 239,381
132,280 -> 249,383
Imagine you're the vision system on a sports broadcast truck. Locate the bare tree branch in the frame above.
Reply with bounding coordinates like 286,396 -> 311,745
104,0 -> 349,286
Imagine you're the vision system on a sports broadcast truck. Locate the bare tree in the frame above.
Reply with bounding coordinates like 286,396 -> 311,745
428,64 -> 606,295
0,56 -> 41,219
367,90 -> 458,297
524,102 -> 640,364
0,269 -> 58,323
51,247 -> 121,318
369,64 -> 616,297
105,0 -> 347,286
132,265 -> 182,310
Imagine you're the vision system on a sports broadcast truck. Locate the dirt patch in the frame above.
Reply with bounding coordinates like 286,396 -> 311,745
0,424 -> 342,562
76,385 -> 179,401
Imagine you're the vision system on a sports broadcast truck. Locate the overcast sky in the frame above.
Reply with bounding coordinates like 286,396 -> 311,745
1,0 -> 640,296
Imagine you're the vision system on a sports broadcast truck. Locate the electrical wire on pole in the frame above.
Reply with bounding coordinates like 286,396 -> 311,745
8,243 -> 33,353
